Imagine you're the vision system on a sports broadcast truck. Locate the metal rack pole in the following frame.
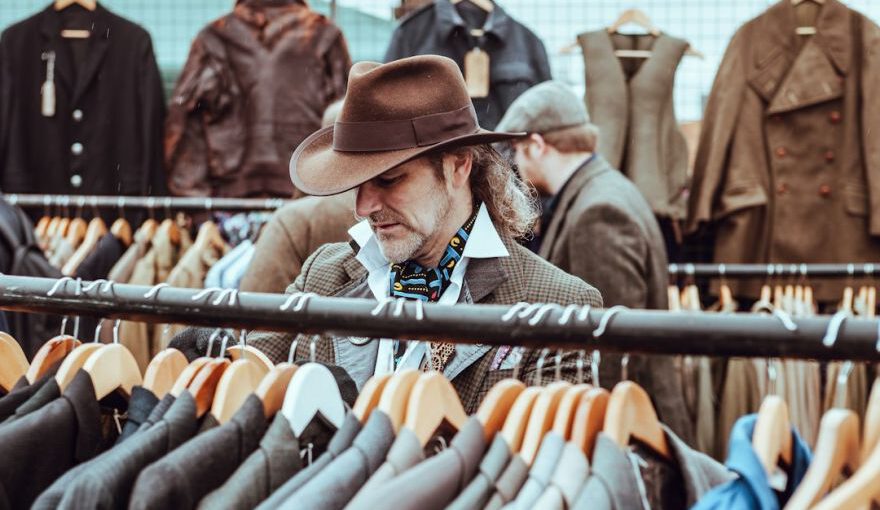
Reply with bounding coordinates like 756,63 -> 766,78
0,275 -> 878,361
668,262 -> 880,279
3,194 -> 293,212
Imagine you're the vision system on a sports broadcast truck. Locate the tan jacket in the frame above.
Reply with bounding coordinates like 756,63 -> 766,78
239,192 -> 355,294
687,0 -> 880,301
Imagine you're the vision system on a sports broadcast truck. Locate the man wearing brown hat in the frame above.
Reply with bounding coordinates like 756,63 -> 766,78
248,56 -> 602,413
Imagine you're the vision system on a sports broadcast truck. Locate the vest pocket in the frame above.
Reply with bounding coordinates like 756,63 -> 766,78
715,181 -> 768,220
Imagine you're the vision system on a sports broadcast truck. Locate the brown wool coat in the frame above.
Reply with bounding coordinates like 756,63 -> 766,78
248,237 -> 603,414
686,0 -> 880,301
239,192 -> 356,294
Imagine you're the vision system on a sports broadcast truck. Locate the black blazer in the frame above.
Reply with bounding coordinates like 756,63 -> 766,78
0,4 -> 166,198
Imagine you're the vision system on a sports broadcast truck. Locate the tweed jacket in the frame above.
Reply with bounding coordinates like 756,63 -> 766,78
686,0 -> 880,301
248,235 -> 602,414
577,31 -> 691,219
537,156 -> 693,444
240,192 -> 355,293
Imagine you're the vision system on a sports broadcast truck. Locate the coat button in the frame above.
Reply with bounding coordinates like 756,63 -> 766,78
776,147 -> 787,158
824,150 -> 835,162
70,174 -> 82,188
71,142 -> 84,156
777,183 -> 788,195
819,184 -> 832,197
72,109 -> 83,122
829,111 -> 841,123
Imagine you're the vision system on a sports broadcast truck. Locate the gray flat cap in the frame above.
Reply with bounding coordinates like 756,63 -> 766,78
496,80 -> 590,135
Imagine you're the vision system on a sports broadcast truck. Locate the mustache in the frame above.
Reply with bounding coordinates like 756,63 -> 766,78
355,210 -> 410,229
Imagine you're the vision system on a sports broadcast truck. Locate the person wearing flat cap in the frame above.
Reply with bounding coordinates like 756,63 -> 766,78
243,56 -> 602,413
496,81 -> 693,444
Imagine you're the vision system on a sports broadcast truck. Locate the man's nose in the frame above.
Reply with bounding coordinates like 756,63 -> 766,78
355,182 -> 382,218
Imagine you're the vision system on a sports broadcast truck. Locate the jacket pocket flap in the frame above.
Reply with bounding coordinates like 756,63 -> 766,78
844,183 -> 869,216
715,181 -> 768,220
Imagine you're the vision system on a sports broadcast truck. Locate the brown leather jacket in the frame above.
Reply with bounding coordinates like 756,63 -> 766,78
165,0 -> 351,198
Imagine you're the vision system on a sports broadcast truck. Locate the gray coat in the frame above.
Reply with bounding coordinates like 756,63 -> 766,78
538,155 -> 692,445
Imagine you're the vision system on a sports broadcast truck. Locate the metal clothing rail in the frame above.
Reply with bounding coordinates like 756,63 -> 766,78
3,194 -> 293,212
0,275 -> 879,361
668,263 -> 880,279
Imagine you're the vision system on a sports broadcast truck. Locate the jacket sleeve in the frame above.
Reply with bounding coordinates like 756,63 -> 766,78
860,16 -> 880,235
567,204 -> 649,309
138,33 -> 168,196
319,27 -> 351,106
239,209 -> 305,294
164,34 -> 214,197
685,26 -> 750,234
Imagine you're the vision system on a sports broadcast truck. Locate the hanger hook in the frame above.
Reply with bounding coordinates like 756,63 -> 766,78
414,299 -> 425,321
293,293 -> 316,312
144,282 -> 170,299
772,309 -> 799,332
517,302 -> 544,320
529,304 -> 562,326
288,337 -> 300,364
371,297 -> 396,316
575,349 -> 586,383
206,329 -> 223,357
309,335 -> 318,362
822,309 -> 851,347
511,346 -> 525,381
112,319 -> 121,345
93,318 -> 105,343
218,331 -> 231,358
72,278 -> 83,340
501,302 -> 531,322
535,347 -> 550,386
554,349 -> 563,381
558,304 -> 582,326
279,292 -> 304,311
211,288 -> 238,307
60,316 -> 69,337
592,305 -> 628,338
83,278 -> 113,294
191,287 -> 224,302
621,353 -> 630,381
47,276 -> 74,297
393,297 -> 407,317
591,350 -> 601,386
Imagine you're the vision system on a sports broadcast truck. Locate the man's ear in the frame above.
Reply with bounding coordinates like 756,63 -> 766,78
444,150 -> 473,189
527,133 -> 546,159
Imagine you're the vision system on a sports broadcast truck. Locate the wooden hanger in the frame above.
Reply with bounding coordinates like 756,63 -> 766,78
35,216 -> 52,242
667,285 -> 681,311
58,217 -> 72,238
0,332 -> 29,391
720,283 -> 735,312
111,218 -> 132,247
82,343 -> 143,399
608,8 -> 660,36
137,218 -> 159,243
862,378 -> 880,462
194,220 -> 225,253
604,381 -> 671,458
65,217 -> 87,249
476,379 -> 526,442
170,357 -> 213,397
45,216 -> 62,241
158,218 -> 181,246
353,374 -> 392,423
520,381 -> 572,465
226,345 -> 274,373
784,409 -> 860,510
501,386 -> 542,453
281,362 -> 347,437
255,362 -> 297,418
54,0 -> 97,11
142,348 -> 188,399
752,395 -> 794,476
450,0 -> 494,13
378,368 -> 421,430
571,387 -> 610,458
62,217 -> 107,276
55,343 -> 103,391
187,358 -> 230,417
552,384 -> 592,440
26,335 -> 81,383
211,356 -> 270,423
405,371 -> 469,447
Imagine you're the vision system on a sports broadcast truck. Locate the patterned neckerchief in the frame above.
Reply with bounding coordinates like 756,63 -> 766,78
389,207 -> 479,370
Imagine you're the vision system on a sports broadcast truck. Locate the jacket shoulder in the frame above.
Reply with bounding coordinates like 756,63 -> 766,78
291,241 -> 360,296
506,242 -> 603,307
396,3 -> 438,29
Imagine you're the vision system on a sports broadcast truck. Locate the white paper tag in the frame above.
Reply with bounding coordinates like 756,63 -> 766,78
768,466 -> 789,492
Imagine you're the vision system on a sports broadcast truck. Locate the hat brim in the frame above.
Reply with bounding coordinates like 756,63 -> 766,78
290,126 -> 527,196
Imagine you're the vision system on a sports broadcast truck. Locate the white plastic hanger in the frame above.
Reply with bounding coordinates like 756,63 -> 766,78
280,335 -> 346,436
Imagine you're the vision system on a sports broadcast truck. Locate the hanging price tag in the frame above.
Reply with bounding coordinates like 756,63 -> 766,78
40,51 -> 56,118
464,48 -> 490,98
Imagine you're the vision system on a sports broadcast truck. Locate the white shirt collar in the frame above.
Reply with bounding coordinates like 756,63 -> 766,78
348,203 -> 508,377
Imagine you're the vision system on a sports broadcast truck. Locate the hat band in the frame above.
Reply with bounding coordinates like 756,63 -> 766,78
333,104 -> 479,152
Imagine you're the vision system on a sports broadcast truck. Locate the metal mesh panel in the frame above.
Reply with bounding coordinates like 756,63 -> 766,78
2,0 -> 879,119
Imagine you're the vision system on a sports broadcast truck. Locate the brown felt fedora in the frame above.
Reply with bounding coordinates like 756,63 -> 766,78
290,55 -> 525,196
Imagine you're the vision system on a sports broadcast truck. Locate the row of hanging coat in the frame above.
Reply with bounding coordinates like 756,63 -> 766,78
0,316 -> 737,510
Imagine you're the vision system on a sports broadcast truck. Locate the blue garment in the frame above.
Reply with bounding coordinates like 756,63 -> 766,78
692,414 -> 812,510
205,240 -> 253,289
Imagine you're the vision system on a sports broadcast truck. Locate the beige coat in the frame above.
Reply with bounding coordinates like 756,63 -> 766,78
687,0 -> 880,301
